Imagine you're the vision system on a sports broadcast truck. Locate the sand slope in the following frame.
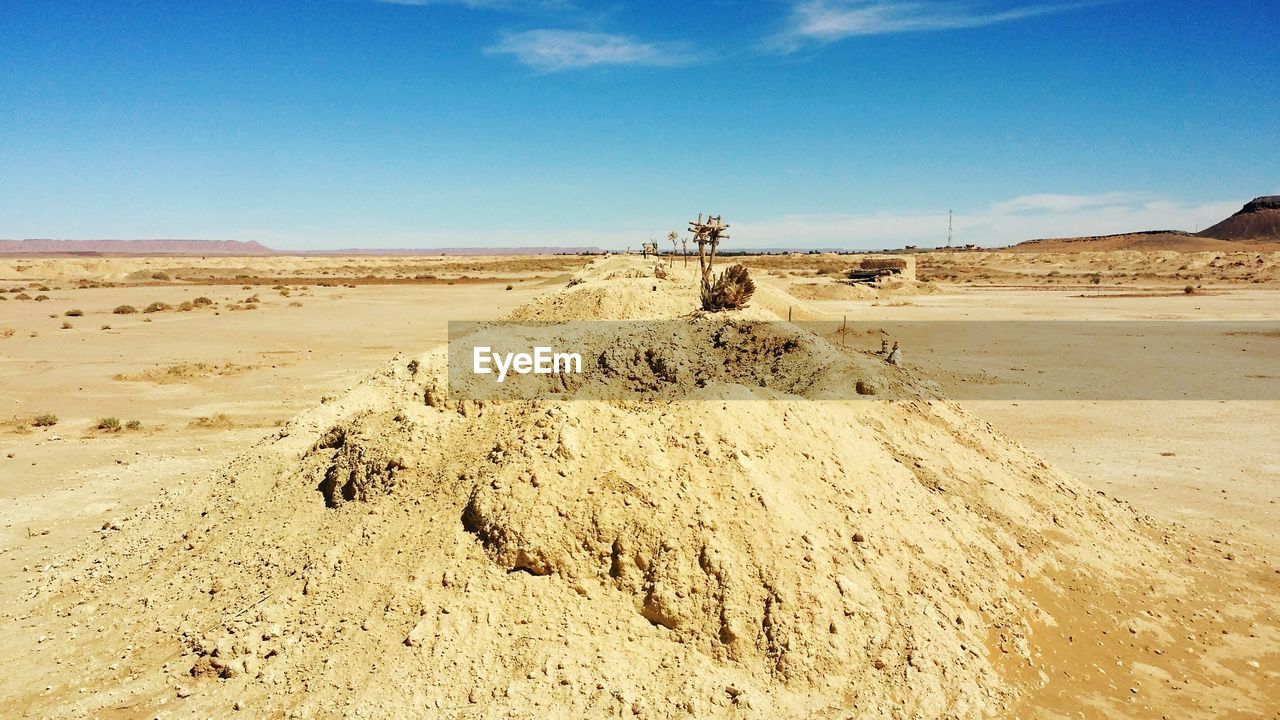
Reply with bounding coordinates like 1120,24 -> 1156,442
3,257 -> 1277,718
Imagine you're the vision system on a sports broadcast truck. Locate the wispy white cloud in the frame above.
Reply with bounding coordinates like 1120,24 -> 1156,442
776,0 -> 1083,50
733,193 -> 1240,249
486,29 -> 693,71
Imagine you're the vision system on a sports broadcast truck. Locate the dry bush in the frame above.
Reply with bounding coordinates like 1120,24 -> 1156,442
192,296 -> 213,306
151,271 -> 171,281
65,309 -> 83,317
114,305 -> 138,314
14,293 -> 31,300
34,294 -> 49,301
60,320 -> 72,329
96,417 -> 122,432
101,324 -> 111,330
178,301 -> 194,311
125,419 -> 142,430
32,414 -> 58,427
1,328 -> 14,338
144,302 -> 170,313
190,413 -> 234,429
702,264 -> 755,311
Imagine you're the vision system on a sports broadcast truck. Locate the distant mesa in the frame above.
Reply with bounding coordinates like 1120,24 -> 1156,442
1008,195 -> 1280,252
1196,196 -> 1280,241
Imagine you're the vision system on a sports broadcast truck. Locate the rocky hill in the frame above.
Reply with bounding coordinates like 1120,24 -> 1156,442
1198,196 -> 1280,241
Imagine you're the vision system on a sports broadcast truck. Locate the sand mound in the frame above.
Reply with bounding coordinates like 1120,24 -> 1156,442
5,256 -> 1274,718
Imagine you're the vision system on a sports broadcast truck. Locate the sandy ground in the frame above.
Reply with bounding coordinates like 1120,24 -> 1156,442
789,285 -> 1280,551
1,252 -> 1277,718
0,270 -> 573,608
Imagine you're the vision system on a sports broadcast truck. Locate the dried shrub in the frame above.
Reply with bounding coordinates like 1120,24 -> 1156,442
33,414 -> 58,427
113,305 -> 138,314
144,302 -> 169,313
65,309 -> 83,317
60,320 -> 73,329
96,417 -> 122,432
192,296 -> 213,306
702,264 -> 755,311
151,271 -> 171,281
125,419 -> 142,430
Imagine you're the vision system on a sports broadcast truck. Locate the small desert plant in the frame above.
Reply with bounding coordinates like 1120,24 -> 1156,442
178,301 -> 194,311
690,213 -> 753,311
190,413 -> 233,429
101,324 -> 111,330
60,320 -> 72,329
505,284 -> 514,290
144,301 -> 169,313
65,309 -> 83,317
192,296 -> 213,306
34,294 -> 49,301
15,293 -> 31,300
114,305 -> 138,314
151,271 -> 170,280
1,327 -> 14,338
96,417 -> 122,432
1183,285 -> 1196,295
703,264 -> 755,310
125,419 -> 142,430
32,414 -> 58,427
288,301 -> 302,307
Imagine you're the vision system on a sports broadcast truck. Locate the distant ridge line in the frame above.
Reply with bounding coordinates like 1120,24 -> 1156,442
0,238 -> 605,256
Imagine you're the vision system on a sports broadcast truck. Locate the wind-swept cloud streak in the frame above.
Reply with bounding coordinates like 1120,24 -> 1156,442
775,0 -> 1085,50
486,29 -> 693,72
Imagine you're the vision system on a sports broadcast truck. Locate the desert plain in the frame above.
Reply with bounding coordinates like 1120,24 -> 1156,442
1,248 -> 1277,718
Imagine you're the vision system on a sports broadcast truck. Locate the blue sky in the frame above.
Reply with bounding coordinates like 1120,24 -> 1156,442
1,0 -> 1277,249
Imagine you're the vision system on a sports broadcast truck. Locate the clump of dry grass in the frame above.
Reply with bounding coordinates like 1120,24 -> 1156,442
1,328 -> 14,338
65,309 -> 83,317
34,294 -> 49,302
190,413 -> 234,429
144,301 -> 170,313
96,417 -> 122,432
14,293 -> 31,300
114,305 -> 138,314
193,296 -> 214,306
33,414 -> 58,427
60,320 -> 73,329
125,419 -> 142,430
